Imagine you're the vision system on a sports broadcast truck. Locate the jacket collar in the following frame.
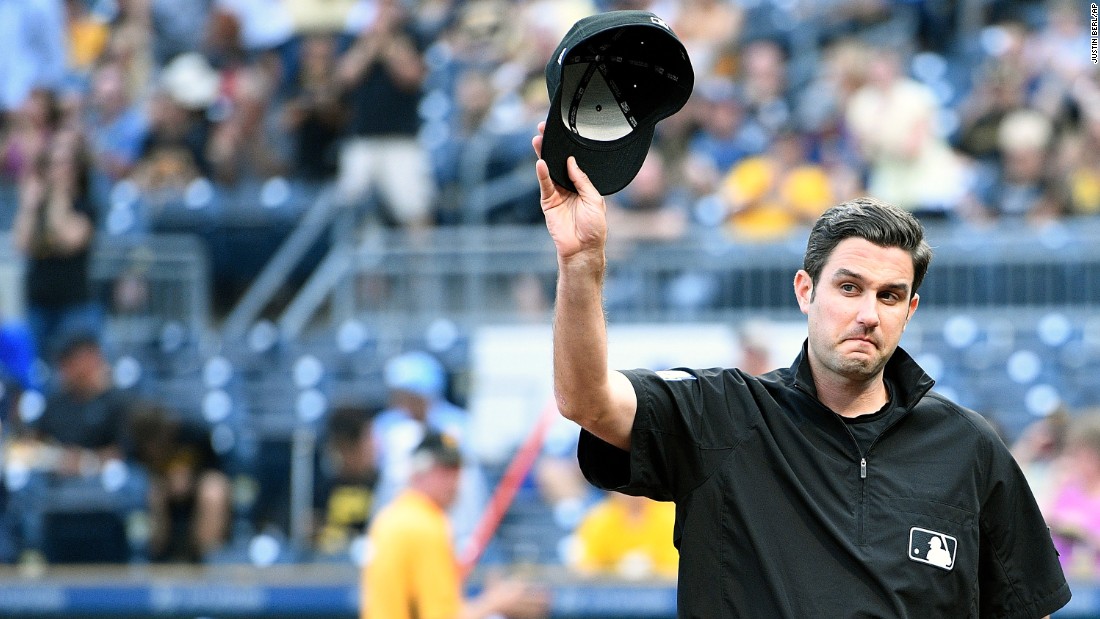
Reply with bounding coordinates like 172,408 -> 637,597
788,340 -> 935,411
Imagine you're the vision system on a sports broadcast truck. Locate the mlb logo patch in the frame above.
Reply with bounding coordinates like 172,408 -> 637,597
908,527 -> 957,571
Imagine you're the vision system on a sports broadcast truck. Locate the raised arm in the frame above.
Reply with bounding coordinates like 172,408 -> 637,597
533,123 -> 637,451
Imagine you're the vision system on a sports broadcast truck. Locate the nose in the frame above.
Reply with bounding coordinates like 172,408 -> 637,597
856,294 -> 880,330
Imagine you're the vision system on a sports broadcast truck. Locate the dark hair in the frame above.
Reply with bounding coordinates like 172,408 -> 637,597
51,329 -> 102,363
325,404 -> 375,443
803,197 -> 933,298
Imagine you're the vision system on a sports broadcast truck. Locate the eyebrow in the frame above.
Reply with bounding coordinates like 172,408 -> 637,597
832,268 -> 911,296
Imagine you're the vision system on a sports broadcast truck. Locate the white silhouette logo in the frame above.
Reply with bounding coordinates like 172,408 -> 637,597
650,16 -> 669,30
908,527 -> 956,571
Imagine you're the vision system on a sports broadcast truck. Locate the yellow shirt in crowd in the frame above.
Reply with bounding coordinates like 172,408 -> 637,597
572,494 -> 679,579
362,489 -> 462,619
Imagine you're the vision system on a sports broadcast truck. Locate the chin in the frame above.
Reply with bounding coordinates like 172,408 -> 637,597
836,355 -> 881,379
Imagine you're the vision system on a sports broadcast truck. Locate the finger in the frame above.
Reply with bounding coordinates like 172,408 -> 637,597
534,158 -> 558,208
566,156 -> 601,201
532,133 -> 543,159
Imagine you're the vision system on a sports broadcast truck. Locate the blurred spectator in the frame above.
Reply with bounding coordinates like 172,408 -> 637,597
1028,0 -> 1094,120
737,38 -> 795,139
83,59 -> 149,188
363,430 -> 548,619
681,79 -> 767,201
845,46 -> 966,220
207,63 -> 289,186
370,350 -> 488,550
436,0 -> 521,75
126,401 -> 231,563
1057,111 -> 1100,218
281,33 -> 346,182
312,404 -> 378,558
1011,407 -> 1070,511
565,492 -> 678,580
1046,410 -> 1100,579
718,127 -> 833,242
102,0 -> 156,103
335,0 -> 436,230
670,0 -> 743,79
130,53 -> 218,195
606,149 -> 690,242
792,38 -> 869,180
22,333 -> 131,476
206,0 -> 295,65
961,107 -> 1065,222
1,88 -> 64,183
0,0 -> 68,113
429,66 -> 537,226
63,0 -> 111,89
11,125 -> 103,359
956,63 -> 1028,165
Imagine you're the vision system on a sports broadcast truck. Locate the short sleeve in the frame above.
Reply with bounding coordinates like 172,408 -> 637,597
578,367 -> 753,502
977,437 -> 1071,618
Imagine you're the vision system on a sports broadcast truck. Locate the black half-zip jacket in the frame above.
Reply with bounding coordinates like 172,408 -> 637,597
578,343 -> 1071,618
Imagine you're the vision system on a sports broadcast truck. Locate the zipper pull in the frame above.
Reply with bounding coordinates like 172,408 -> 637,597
860,457 -> 867,479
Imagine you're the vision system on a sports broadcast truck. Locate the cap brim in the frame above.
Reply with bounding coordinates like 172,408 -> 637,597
541,90 -> 655,196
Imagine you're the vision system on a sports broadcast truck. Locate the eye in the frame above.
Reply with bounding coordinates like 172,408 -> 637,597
840,283 -> 858,294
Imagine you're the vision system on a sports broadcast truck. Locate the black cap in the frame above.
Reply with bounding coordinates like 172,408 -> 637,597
412,430 -> 463,469
542,10 -> 694,195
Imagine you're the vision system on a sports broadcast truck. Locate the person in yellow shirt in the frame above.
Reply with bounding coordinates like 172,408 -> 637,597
363,431 -> 547,619
720,128 -> 834,242
567,492 -> 678,580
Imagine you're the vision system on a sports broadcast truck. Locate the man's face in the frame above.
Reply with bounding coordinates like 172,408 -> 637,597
58,345 -> 105,395
423,464 -> 462,509
795,237 -> 920,383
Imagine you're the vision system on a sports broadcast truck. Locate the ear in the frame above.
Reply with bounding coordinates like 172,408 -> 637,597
794,270 -> 813,315
905,292 -> 920,326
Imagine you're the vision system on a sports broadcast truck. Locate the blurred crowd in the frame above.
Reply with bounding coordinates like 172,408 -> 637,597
1,0 -> 1099,589
0,0 -> 1097,238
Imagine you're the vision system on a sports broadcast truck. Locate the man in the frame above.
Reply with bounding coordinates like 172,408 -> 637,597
28,332 -> 131,474
16,332 -> 137,563
312,404 -> 378,557
532,122 -> 1071,617
335,0 -> 436,230
363,431 -> 547,619
568,491 -> 678,579
370,350 -> 487,548
126,403 -> 231,563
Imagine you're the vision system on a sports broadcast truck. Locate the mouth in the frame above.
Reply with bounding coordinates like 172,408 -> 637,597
845,336 -> 878,348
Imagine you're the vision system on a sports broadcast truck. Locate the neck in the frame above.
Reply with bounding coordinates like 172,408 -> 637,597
810,362 -> 889,418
